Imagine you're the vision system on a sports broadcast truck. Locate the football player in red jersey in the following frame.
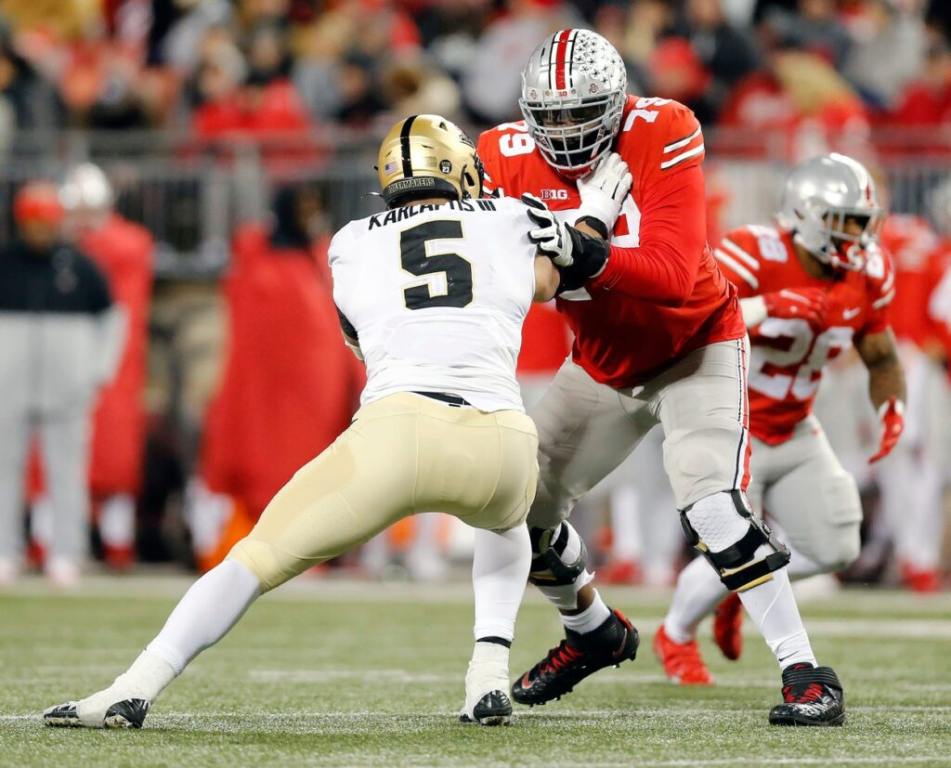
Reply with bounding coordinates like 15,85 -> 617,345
471,29 -> 846,725
657,153 -> 906,685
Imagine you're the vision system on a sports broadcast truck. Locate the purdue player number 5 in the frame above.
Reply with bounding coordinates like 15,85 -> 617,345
43,115 -> 562,730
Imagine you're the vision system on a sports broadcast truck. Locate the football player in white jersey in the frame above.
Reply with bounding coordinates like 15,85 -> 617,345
43,114 -> 565,729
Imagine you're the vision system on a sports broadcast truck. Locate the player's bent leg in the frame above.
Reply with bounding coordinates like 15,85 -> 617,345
681,490 -> 845,726
764,441 -> 862,580
501,361 -> 648,706
655,554 -> 727,684
510,520 -> 639,706
407,402 -> 539,726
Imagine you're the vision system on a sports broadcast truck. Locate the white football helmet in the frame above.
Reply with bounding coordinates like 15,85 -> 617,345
777,153 -> 883,271
60,163 -> 115,213
519,29 -> 627,179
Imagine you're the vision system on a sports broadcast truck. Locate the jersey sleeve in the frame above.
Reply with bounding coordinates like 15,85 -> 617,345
587,102 -> 707,304
861,243 -> 896,337
712,227 -> 763,299
327,223 -> 352,271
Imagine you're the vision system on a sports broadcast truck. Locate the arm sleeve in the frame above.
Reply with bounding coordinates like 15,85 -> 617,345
588,163 -> 707,305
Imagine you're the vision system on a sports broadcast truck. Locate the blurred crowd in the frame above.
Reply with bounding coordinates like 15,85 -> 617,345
0,0 -> 947,149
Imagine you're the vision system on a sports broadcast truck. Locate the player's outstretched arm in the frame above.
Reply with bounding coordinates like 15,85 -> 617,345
857,328 -> 906,463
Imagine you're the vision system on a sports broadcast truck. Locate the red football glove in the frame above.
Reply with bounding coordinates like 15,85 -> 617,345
763,288 -> 829,327
869,397 -> 904,464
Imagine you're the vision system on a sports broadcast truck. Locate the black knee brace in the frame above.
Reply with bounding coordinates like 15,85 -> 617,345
680,490 -> 790,591
527,524 -> 588,587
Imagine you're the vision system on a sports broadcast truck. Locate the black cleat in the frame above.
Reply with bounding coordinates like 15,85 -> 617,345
44,698 -> 149,729
769,664 -> 845,726
459,691 -> 513,726
511,608 -> 639,706
104,699 -> 150,729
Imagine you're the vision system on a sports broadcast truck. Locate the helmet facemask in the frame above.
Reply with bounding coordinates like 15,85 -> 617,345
792,202 -> 883,272
519,92 -> 625,179
518,29 -> 628,180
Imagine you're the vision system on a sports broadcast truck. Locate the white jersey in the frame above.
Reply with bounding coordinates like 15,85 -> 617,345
329,196 -> 537,412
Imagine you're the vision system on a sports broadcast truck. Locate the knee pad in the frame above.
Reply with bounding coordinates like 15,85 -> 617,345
527,522 -> 594,611
528,523 -> 591,587
680,490 -> 790,592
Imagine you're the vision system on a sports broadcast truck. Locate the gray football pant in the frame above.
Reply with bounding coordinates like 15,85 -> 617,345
527,338 -> 752,530
748,416 -> 862,574
0,408 -> 92,563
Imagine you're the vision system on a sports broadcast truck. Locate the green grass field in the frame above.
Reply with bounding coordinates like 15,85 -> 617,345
0,575 -> 948,767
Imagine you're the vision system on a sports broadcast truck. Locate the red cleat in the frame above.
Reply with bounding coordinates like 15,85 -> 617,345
653,624 -> 712,685
713,592 -> 744,661
599,559 -> 643,585
900,563 -> 942,593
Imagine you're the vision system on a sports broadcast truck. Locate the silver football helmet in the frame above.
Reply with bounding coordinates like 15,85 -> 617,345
777,153 -> 883,271
519,29 -> 627,179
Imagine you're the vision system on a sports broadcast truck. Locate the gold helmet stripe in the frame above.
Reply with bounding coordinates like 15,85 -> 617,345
399,115 -> 418,179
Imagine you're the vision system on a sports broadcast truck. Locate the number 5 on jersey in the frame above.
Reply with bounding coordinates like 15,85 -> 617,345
400,220 -> 473,310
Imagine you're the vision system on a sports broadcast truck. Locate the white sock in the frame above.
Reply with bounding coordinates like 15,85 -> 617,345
147,559 -> 262,674
471,639 -> 509,667
738,564 -> 817,670
663,555 -> 729,644
472,525 -> 530,642
561,591 -> 611,634
464,641 -> 510,715
114,649 -> 177,702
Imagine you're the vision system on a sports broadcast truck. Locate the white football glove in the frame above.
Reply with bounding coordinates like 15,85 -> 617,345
522,193 -> 609,290
575,152 -> 632,233
522,193 -> 574,267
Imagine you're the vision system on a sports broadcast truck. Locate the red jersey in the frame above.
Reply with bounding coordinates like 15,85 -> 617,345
880,214 -> 939,346
478,96 -> 744,389
714,224 -> 895,445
